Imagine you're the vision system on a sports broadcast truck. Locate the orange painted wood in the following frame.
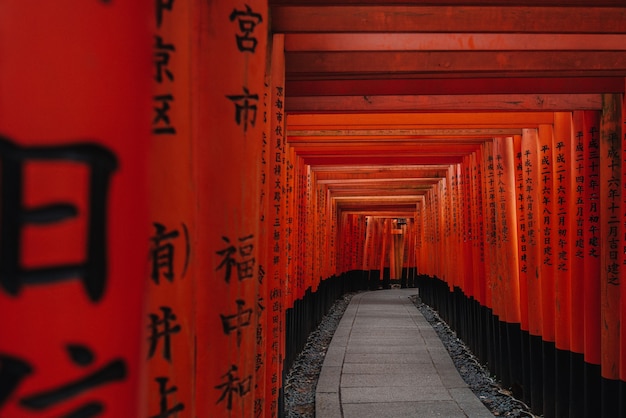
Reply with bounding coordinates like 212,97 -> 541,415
621,87 -> 626,382
538,124 -> 556,343
285,94 -> 603,113
286,51 -> 626,79
147,0 -> 195,415
285,145 -> 297,310
599,94 -> 621,380
569,112 -> 586,356
514,135 -> 530,332
288,112 -> 555,130
262,33 -> 287,418
462,157 -> 475,299
272,6 -> 626,34
287,78 -> 626,97
452,164 -> 463,291
494,136 -> 521,324
583,110 -> 602,367
553,113 -> 573,351
0,2 -> 152,416
471,149 -> 487,305
521,128 -> 543,337
285,33 -> 626,52
379,219 -> 390,277
482,140 -> 496,313
197,0 -> 267,416
438,179 -> 448,284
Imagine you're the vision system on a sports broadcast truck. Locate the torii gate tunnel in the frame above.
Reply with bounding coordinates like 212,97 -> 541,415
0,1 -> 626,418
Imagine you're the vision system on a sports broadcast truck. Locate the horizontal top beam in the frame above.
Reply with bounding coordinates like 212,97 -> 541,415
285,33 -> 626,52
272,6 -> 626,34
288,112 -> 554,128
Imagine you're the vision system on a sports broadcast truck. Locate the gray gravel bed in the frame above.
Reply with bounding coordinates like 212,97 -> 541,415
284,291 -> 536,417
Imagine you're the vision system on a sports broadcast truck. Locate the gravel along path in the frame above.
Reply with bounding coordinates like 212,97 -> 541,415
284,291 -> 536,418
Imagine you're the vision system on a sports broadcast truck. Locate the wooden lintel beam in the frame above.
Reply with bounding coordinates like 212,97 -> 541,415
272,6 -> 626,34
318,177 -> 441,184
288,129 -> 521,138
303,156 -> 463,165
287,112 -> 554,128
340,211 -> 415,218
314,170 -> 448,180
285,51 -> 626,79
286,94 -> 602,112
286,78 -> 626,96
285,33 -> 626,52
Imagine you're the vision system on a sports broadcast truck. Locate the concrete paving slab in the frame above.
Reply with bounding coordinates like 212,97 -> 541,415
449,387 -> 496,417
343,352 -> 434,364
315,392 -> 342,418
341,362 -> 428,375
342,401 -> 468,418
314,289 -> 494,417
340,371 -> 442,388
316,365 -> 342,393
345,344 -> 429,354
341,385 -> 452,403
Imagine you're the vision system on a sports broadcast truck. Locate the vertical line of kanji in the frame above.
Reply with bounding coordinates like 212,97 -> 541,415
147,0 -> 195,415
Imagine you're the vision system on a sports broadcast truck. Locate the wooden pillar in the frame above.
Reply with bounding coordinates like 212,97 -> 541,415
538,123 -> 557,418
0,2 -> 152,416
553,113 -> 573,417
197,0 -> 267,416
569,111 -> 589,418
471,149 -> 487,307
583,111 -> 602,417
599,94 -> 622,417
521,128 -> 544,414
262,33 -> 287,418
482,140 -> 497,322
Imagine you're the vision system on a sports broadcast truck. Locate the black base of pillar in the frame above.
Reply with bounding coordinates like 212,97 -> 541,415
529,334 -> 544,415
555,347 -> 571,418
569,351 -> 585,418
542,340 -> 556,418
584,362 -> 601,418
601,376 -> 620,418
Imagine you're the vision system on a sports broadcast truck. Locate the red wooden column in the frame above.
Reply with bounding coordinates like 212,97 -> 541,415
462,157 -> 474,301
261,33 -> 287,418
621,89 -> 626,414
583,111 -> 602,417
285,145 -> 297,321
569,111 -> 587,417
494,136 -> 522,390
514,135 -> 529,338
552,113 -> 573,417
147,0 -> 195,415
0,2 -> 151,416
471,149 -> 487,308
197,0 -> 267,416
521,128 -> 543,414
538,123 -> 557,418
514,134 -> 532,406
599,94 -> 622,417
482,140 -> 497,326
